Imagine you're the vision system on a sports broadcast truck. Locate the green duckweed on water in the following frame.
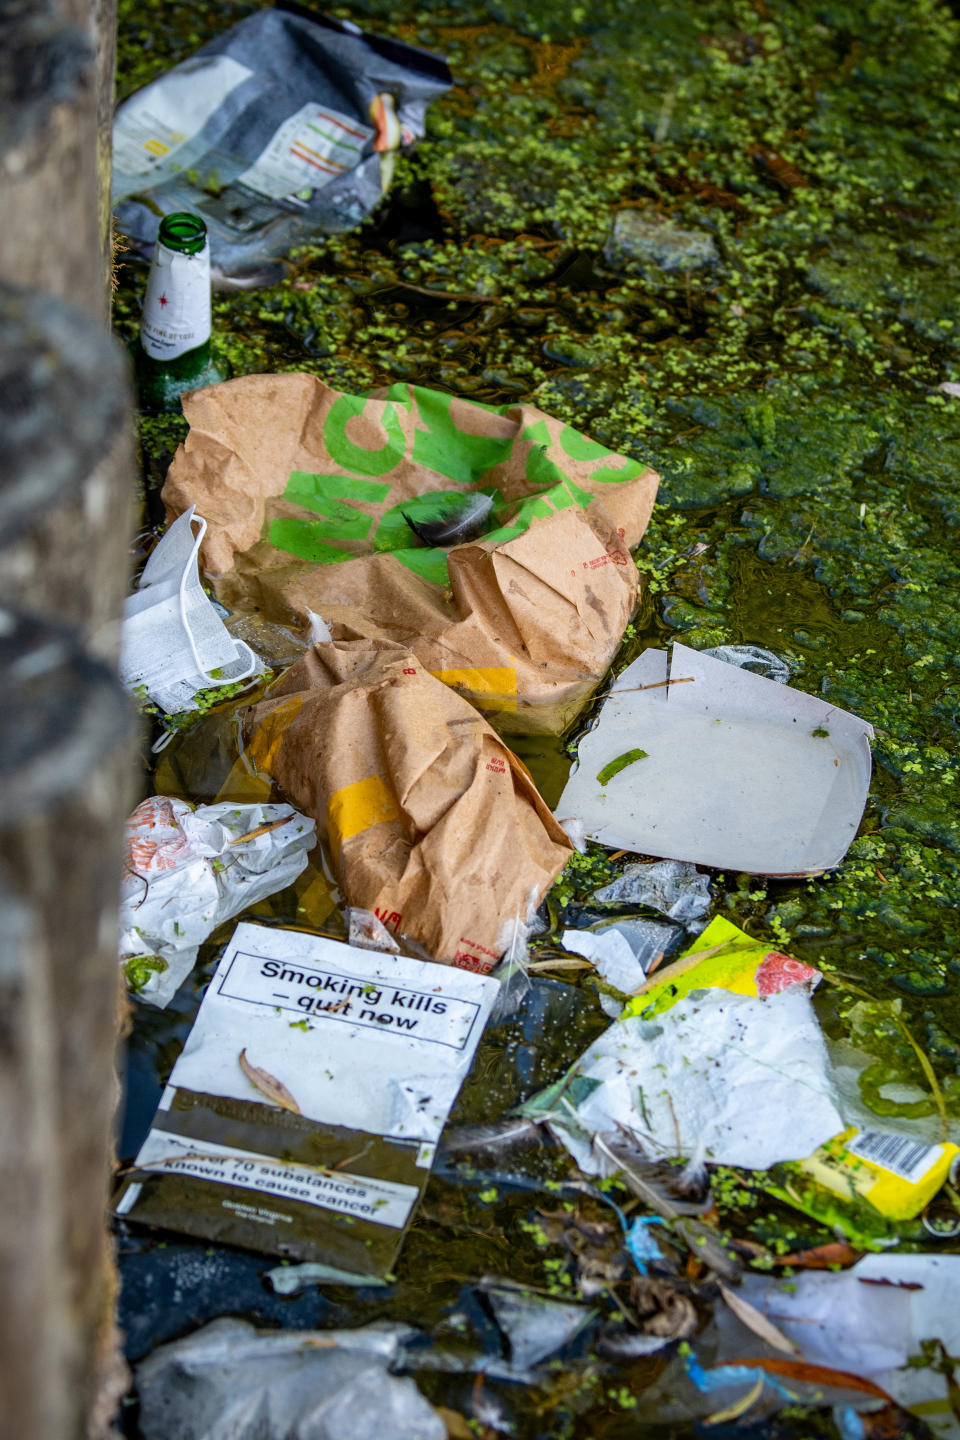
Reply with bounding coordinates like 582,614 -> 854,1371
116,0 -> 960,1432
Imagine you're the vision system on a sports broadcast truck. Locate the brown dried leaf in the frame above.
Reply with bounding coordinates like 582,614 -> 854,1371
749,145 -> 810,190
731,1356 -> 893,1402
238,1048 -> 302,1114
630,1276 -> 698,1339
776,1241 -> 863,1270
436,1406 -> 474,1440
719,1282 -> 800,1355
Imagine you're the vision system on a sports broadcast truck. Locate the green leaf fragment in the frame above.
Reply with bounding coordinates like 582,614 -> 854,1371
597,749 -> 649,785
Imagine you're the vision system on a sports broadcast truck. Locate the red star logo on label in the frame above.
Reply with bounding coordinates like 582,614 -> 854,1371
158,293 -> 168,307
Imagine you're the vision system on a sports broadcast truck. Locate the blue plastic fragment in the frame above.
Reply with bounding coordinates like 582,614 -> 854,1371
625,1216 -> 666,1273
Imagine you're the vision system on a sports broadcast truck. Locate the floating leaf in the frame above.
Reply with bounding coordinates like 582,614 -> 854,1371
597,749 -> 649,785
776,1241 -> 862,1270
704,1374 -> 765,1426
239,1048 -> 302,1114
729,1357 -> 893,1402
719,1283 -> 800,1355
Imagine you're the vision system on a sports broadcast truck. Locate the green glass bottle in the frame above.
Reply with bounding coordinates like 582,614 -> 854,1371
137,212 -> 226,412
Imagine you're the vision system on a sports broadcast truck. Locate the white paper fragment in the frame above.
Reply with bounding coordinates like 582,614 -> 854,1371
304,608 -> 333,644
556,643 -> 873,875
135,1316 -> 445,1440
120,508 -> 260,714
347,908 -> 401,953
537,985 -> 844,1170
267,1262 -> 389,1294
118,796 -> 316,1006
562,918 -> 677,992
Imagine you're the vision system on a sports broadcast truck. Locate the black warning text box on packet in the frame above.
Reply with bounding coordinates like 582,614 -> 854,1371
217,948 -> 483,1050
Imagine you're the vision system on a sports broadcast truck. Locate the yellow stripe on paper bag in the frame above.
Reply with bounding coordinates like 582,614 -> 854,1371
327,775 -> 400,861
247,695 -> 305,774
429,666 -> 518,712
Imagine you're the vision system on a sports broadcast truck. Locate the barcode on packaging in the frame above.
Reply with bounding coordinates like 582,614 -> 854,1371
845,1129 -> 943,1184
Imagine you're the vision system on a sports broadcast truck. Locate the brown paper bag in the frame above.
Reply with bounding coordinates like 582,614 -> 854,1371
163,375 -> 659,732
242,640 -> 573,970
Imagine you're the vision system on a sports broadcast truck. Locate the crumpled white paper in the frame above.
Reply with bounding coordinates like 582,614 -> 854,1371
120,507 -> 260,714
561,918 -> 679,992
527,922 -> 845,1170
119,795 -> 316,1006
544,988 -> 845,1170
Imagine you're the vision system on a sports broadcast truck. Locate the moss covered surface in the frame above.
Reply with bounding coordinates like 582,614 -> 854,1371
117,0 -> 960,1432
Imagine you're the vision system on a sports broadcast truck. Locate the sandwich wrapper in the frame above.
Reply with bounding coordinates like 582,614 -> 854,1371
239,639 -> 574,972
556,643 -> 874,874
522,918 -> 847,1171
113,6 -> 451,282
161,375 -> 659,733
118,795 -> 316,1006
116,923 -> 498,1276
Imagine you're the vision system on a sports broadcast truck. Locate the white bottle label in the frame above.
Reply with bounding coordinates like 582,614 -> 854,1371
140,240 -> 212,361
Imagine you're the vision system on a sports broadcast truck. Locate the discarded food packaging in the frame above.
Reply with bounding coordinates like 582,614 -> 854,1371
556,642 -> 873,874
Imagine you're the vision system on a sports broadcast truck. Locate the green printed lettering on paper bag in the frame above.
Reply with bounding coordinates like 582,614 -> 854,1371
267,382 -> 649,586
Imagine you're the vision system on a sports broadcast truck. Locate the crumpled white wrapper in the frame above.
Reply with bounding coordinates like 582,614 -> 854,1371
561,919 -> 679,992
119,795 -> 316,1006
532,979 -> 845,1171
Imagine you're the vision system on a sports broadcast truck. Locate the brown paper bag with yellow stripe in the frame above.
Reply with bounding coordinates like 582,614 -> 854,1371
242,640 -> 573,970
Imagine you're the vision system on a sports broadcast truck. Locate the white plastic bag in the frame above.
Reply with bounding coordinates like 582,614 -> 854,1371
119,795 -> 315,1005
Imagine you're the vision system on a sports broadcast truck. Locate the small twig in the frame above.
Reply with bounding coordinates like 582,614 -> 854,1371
790,523 -> 817,565
331,1143 -> 373,1172
526,958 -> 594,973
228,815 -> 294,846
611,676 -> 696,695
390,279 -> 491,303
125,861 -> 151,911
644,950 -> 667,976
628,938 -> 756,999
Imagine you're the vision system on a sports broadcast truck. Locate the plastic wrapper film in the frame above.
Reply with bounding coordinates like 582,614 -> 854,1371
135,1317 -> 445,1440
242,639 -> 573,970
119,795 -> 315,1005
703,643 -> 791,684
162,375 -> 659,733
591,859 -> 712,927
113,6 -> 451,283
